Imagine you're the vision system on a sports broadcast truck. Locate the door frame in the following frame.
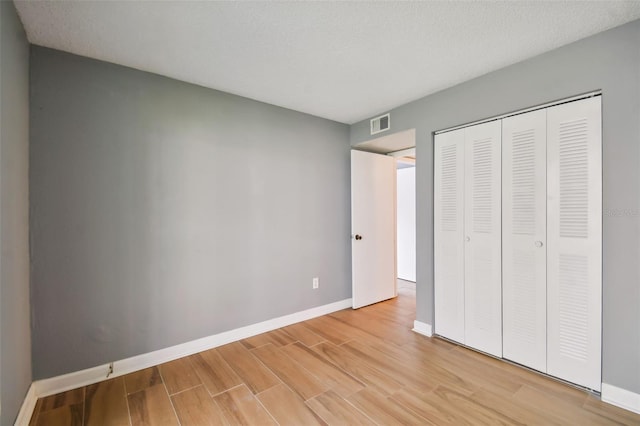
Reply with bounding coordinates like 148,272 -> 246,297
351,129 -> 416,309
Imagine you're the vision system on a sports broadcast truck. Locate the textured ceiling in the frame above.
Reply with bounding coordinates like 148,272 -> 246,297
14,1 -> 640,124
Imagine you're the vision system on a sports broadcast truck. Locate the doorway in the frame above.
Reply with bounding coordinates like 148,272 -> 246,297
351,129 -> 416,311
395,150 -> 416,297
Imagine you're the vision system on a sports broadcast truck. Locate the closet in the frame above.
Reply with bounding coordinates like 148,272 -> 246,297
434,96 -> 602,391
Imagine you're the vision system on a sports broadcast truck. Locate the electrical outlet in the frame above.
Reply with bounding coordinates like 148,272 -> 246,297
312,277 -> 319,289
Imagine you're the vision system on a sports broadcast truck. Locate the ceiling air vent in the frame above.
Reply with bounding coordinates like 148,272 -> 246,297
370,113 -> 390,135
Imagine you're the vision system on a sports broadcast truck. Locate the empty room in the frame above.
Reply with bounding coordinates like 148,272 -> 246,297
1,0 -> 640,424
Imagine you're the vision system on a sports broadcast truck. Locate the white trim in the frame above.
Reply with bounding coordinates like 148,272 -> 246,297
387,147 -> 415,158
601,383 -> 640,414
435,90 -> 601,135
14,384 -> 37,426
412,320 -> 433,337
32,298 -> 352,398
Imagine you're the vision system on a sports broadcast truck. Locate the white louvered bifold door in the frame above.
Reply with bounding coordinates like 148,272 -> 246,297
502,110 -> 548,372
434,128 -> 465,344
547,97 -> 602,391
464,121 -> 502,357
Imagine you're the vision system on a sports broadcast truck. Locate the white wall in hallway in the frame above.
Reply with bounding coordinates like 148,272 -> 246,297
397,166 -> 416,282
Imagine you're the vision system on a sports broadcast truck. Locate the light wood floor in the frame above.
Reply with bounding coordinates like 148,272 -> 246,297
29,283 -> 639,425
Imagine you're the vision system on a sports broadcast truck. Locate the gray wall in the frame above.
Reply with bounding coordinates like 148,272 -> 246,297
0,1 -> 32,423
30,46 -> 351,379
351,20 -> 640,394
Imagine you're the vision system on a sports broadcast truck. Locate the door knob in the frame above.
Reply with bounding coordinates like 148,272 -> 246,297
535,241 -> 544,248
355,235 -> 363,240
465,236 -> 471,242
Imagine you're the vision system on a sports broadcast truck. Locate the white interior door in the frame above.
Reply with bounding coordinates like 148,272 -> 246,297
464,121 -> 503,357
434,129 -> 466,344
502,109 -> 548,372
351,150 -> 397,309
547,96 -> 602,391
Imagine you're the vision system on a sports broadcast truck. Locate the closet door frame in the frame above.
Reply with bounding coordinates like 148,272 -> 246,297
432,93 -> 602,392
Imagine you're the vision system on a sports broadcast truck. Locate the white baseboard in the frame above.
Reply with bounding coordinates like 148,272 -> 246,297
14,383 -> 37,426
32,298 -> 352,400
412,320 -> 432,337
601,383 -> 640,414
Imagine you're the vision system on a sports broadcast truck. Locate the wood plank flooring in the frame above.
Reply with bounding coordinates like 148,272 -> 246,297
29,282 -> 640,425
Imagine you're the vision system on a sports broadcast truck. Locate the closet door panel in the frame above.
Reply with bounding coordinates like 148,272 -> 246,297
502,110 -> 547,372
434,129 -> 465,344
464,121 -> 502,357
547,97 -> 602,391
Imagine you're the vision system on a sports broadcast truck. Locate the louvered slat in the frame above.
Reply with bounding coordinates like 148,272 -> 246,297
558,118 -> 589,239
472,138 -> 493,234
557,254 -> 589,360
511,129 -> 537,235
441,145 -> 458,232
